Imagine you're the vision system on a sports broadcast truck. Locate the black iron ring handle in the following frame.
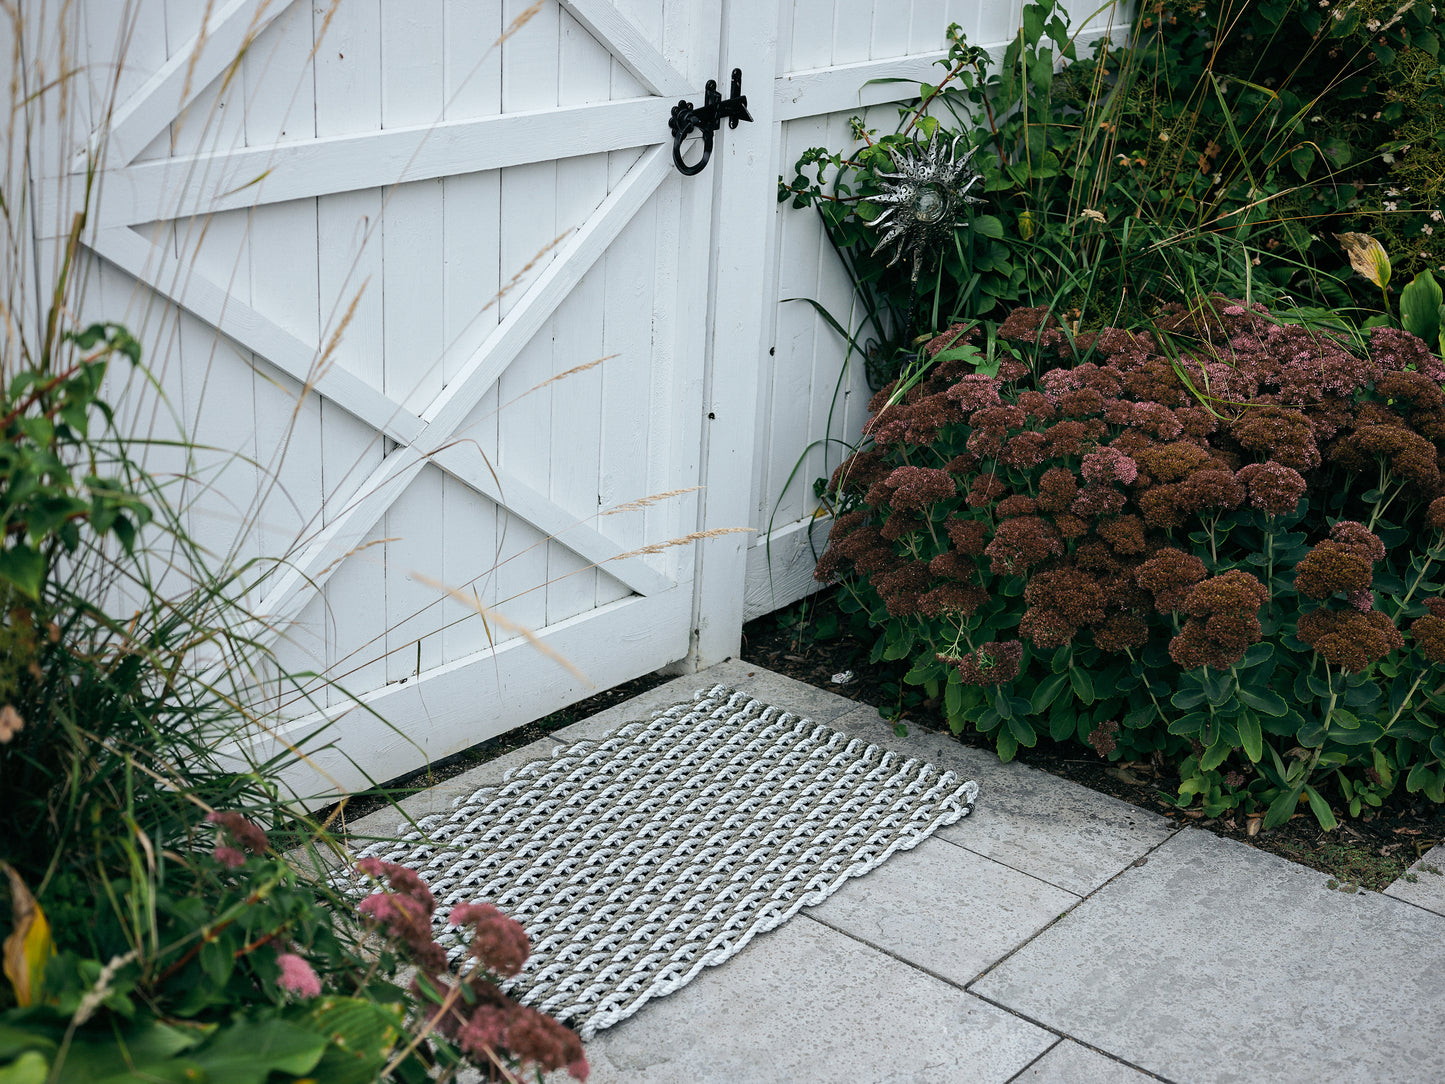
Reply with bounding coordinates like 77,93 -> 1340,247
670,105 -> 713,176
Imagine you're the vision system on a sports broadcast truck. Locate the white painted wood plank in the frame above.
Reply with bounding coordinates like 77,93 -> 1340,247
313,6 -> 386,704
744,516 -> 833,621
384,466 -> 448,683
99,0 -> 291,165
239,0 -> 317,145
550,28 -> 612,620
831,0 -> 876,65
691,0 -> 776,667
495,0 -> 559,635
870,0 -> 913,58
595,191 -> 657,590
439,161 -> 501,663
49,98 -> 675,232
443,1 -> 502,121
89,225 -> 424,446
775,52 -> 948,120
909,0 -> 951,53
787,0 -> 835,71
312,0 -> 381,138
322,519 -> 391,704
249,588 -> 693,805
560,0 -> 690,97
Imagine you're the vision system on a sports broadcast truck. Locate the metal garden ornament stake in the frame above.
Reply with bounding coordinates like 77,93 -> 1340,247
869,132 -> 985,338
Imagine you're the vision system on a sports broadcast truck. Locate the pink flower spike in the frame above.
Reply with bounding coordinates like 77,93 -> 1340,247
213,846 -> 246,869
275,952 -> 322,998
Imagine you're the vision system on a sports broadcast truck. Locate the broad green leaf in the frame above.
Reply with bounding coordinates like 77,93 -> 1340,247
1171,687 -> 1207,710
1263,787 -> 1301,829
1200,739 -> 1231,772
0,548 -> 45,600
0,1051 -> 49,1084
1238,686 -> 1288,717
1400,270 -> 1443,344
188,1018 -> 328,1084
1237,710 -> 1264,762
971,214 -> 1005,239
1303,785 -> 1338,830
995,727 -> 1019,762
1069,666 -> 1095,705
1289,145 -> 1315,179
1008,714 -> 1038,747
994,686 -> 1014,721
1030,672 -> 1069,714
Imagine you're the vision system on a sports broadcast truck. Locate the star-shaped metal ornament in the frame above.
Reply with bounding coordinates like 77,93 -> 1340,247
868,132 -> 985,282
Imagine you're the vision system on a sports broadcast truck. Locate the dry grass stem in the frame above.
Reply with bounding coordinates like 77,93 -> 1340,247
497,1 -> 546,47
415,573 -> 589,684
480,232 -> 570,315
522,355 -> 610,396
316,534 -> 396,580
612,527 -> 752,559
601,487 -> 702,516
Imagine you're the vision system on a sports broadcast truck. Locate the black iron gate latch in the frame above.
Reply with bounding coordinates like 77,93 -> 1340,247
669,68 -> 752,176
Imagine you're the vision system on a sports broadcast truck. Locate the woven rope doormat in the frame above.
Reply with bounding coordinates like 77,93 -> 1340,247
356,684 -> 978,1038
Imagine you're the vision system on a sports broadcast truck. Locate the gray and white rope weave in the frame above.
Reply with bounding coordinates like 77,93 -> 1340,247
356,684 -> 978,1039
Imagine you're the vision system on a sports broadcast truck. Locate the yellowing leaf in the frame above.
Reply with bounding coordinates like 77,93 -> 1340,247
1335,232 -> 1392,290
2,863 -> 53,1007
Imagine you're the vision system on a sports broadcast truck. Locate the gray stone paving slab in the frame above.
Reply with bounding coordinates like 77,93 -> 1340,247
584,915 -> 1055,1084
1383,842 -> 1445,916
806,835 -> 1079,986
829,704 -> 1177,895
1011,1041 -> 1165,1083
974,828 -> 1445,1084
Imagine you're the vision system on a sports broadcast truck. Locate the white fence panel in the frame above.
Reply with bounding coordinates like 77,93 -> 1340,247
745,0 -> 1129,620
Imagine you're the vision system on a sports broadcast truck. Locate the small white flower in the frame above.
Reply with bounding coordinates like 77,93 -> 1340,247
1423,224 -> 1435,236
1431,210 -> 1443,222
1385,201 -> 1398,211
1366,18 -> 1381,30
1383,153 -> 1395,164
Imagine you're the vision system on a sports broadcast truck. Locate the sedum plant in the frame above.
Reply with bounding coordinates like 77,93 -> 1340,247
816,297 -> 1445,829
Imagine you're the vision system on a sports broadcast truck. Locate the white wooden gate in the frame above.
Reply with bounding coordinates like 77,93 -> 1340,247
19,0 -> 1121,801
30,0 -> 784,800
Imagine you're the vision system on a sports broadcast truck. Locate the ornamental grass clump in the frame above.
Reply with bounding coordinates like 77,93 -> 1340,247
818,299 -> 1445,829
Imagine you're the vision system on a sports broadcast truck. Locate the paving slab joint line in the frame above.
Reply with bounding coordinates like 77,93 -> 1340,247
1003,1038 -> 1066,1083
1002,1036 -> 1178,1084
796,911 -> 980,994
964,824 -> 1186,991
